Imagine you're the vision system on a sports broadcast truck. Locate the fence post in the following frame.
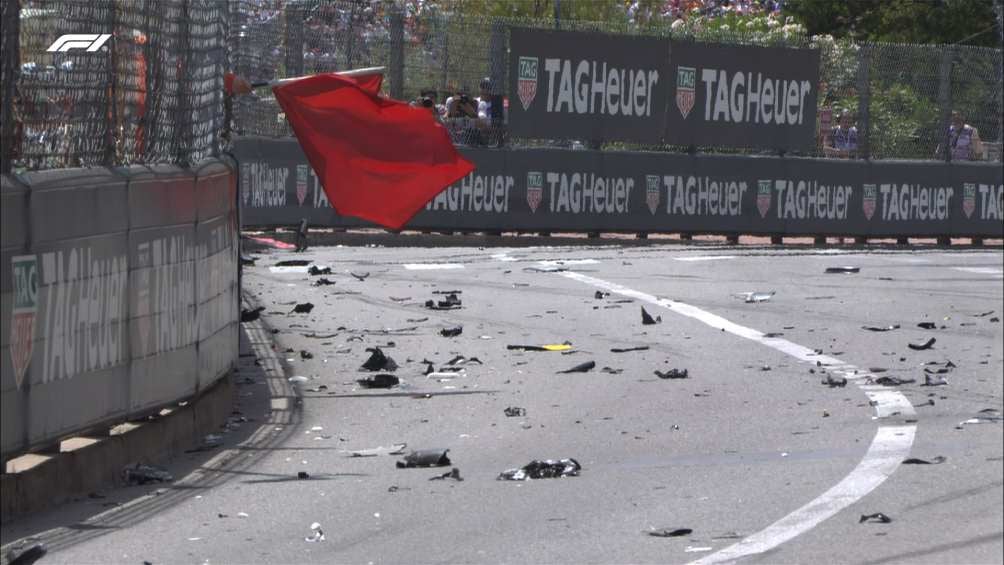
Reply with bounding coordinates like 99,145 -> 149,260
0,0 -> 19,173
176,0 -> 192,167
284,3 -> 304,78
855,44 -> 871,160
439,18 -> 449,95
937,47 -> 954,162
105,2 -> 119,166
489,21 -> 506,146
389,7 -> 404,100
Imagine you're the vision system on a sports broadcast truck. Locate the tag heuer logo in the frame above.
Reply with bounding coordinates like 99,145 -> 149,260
296,164 -> 309,206
963,182 -> 976,218
518,57 -> 538,111
10,255 -> 39,389
862,184 -> 877,221
646,175 -> 661,215
526,171 -> 543,213
676,66 -> 696,119
756,180 -> 772,218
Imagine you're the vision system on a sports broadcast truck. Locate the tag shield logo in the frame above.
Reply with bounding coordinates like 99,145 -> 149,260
963,183 -> 976,218
676,66 -> 696,119
862,184 -> 877,221
10,255 -> 39,389
526,171 -> 543,213
240,163 -> 251,204
646,175 -> 661,215
518,57 -> 538,111
756,180 -> 772,218
296,164 -> 309,206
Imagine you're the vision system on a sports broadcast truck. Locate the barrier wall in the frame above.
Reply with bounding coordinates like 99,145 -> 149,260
0,160 -> 239,463
234,137 -> 1003,238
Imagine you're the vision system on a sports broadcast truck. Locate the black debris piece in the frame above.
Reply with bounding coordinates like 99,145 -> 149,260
425,292 -> 463,310
290,302 -> 315,314
764,332 -> 784,338
825,266 -> 860,274
308,265 -> 332,276
275,259 -> 310,267
432,290 -> 462,295
429,468 -> 463,481
240,306 -> 265,323
903,456 -> 946,465
6,544 -> 47,565
611,346 -> 650,353
641,306 -> 661,325
654,368 -> 688,379
294,218 -> 309,252
862,325 -> 900,332
498,458 -> 581,481
356,374 -> 400,389
601,367 -> 623,374
504,406 -> 527,417
123,463 -> 173,485
440,326 -> 463,338
648,528 -> 693,538
991,317 -> 1001,323
300,350 -> 314,360
908,338 -> 936,350
917,322 -> 937,329
297,471 -> 310,479
558,361 -> 596,373
859,513 -> 892,524
822,374 -> 848,388
922,374 -> 949,386
874,376 -> 916,386
360,347 -> 399,372
594,291 -> 609,299
397,449 -> 451,468
423,362 -> 435,375
313,277 -> 335,286
975,310 -> 995,317
240,255 -> 257,266
350,272 -> 370,281
506,344 -> 570,352
389,296 -> 411,302
407,317 -> 429,323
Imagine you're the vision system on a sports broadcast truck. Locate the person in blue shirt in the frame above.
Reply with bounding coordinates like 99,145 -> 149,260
824,111 -> 858,158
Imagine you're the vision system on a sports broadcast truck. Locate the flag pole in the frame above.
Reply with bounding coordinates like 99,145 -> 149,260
250,66 -> 386,89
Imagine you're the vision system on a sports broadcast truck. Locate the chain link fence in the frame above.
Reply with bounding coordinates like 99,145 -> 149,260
3,0 -> 1000,172
5,0 -> 227,172
229,0 -> 1002,163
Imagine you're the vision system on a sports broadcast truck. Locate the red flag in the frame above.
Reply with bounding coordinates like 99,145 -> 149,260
273,73 -> 474,230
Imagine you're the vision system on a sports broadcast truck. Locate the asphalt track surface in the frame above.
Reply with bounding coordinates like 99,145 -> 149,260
3,240 -> 1002,565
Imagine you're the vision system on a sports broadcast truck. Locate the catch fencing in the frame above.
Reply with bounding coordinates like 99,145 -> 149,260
228,0 -> 1003,162
2,0 -> 229,173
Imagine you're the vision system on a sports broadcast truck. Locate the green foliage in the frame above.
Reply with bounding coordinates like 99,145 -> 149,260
784,0 -> 1001,47
834,82 -> 940,159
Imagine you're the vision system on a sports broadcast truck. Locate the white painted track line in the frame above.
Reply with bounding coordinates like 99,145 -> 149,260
673,255 -> 737,262
403,263 -> 465,270
952,266 -> 1003,278
556,271 -> 916,564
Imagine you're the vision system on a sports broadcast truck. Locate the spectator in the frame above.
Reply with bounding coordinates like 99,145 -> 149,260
823,111 -> 857,158
937,110 -> 983,161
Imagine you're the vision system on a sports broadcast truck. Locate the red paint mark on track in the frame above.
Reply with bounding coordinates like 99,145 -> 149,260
246,236 -> 297,250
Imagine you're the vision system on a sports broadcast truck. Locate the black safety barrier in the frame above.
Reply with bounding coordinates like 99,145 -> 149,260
0,160 -> 239,463
234,136 -> 1002,238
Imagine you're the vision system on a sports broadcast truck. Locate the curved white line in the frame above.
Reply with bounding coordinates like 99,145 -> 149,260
557,271 -> 916,564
